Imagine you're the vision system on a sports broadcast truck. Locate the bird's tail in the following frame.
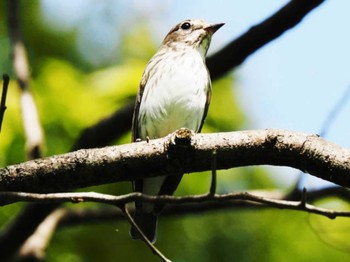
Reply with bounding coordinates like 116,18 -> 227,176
130,210 -> 158,243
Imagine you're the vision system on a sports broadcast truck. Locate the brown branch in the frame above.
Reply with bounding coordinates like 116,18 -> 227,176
0,190 -> 349,219
7,0 -> 43,159
17,209 -> 66,262
51,186 -> 349,228
0,74 -> 10,133
0,203 -> 60,261
4,1 -> 48,260
3,186 -> 347,261
0,128 -> 347,260
0,129 -> 350,193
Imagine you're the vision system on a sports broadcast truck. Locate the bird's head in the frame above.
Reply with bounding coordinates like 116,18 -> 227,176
162,19 -> 224,56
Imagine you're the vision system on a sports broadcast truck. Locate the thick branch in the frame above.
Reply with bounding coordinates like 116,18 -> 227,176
0,129 -> 349,192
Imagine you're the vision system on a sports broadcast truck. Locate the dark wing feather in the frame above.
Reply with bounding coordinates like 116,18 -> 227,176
154,173 -> 183,215
131,85 -> 143,142
197,82 -> 211,133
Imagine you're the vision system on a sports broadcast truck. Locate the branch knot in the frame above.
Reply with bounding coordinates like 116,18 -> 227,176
172,128 -> 194,146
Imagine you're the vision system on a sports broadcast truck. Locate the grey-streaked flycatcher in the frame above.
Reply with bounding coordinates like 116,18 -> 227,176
131,19 -> 224,243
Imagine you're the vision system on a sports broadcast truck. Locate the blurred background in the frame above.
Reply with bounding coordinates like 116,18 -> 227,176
0,0 -> 350,261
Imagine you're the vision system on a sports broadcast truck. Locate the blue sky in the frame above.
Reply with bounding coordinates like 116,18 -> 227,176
40,1 -> 350,188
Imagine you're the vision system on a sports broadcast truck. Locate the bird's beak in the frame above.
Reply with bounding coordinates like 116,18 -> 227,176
205,23 -> 225,34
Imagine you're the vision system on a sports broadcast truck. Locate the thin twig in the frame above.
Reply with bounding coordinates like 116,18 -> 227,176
121,206 -> 171,262
319,85 -> 350,137
0,191 -> 348,219
52,186 -> 350,228
0,74 -> 10,133
295,85 -> 350,190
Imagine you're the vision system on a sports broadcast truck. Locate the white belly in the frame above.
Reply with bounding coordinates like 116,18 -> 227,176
138,51 -> 210,139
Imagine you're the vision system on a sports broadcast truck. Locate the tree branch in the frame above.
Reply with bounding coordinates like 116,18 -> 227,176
0,203 -> 60,261
44,186 -> 350,228
0,190 -> 348,219
17,209 -> 66,262
4,2 -> 50,259
0,74 -> 10,133
7,0 -> 44,159
2,189 -> 348,261
2,185 -> 345,260
0,129 -> 350,192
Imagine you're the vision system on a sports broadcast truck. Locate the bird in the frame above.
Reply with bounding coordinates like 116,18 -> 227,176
130,19 -> 224,243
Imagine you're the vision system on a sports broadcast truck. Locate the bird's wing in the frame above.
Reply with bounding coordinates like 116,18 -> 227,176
197,82 -> 211,132
131,72 -> 148,195
131,73 -> 147,142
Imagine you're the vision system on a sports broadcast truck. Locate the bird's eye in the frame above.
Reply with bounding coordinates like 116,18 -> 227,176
180,22 -> 191,30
